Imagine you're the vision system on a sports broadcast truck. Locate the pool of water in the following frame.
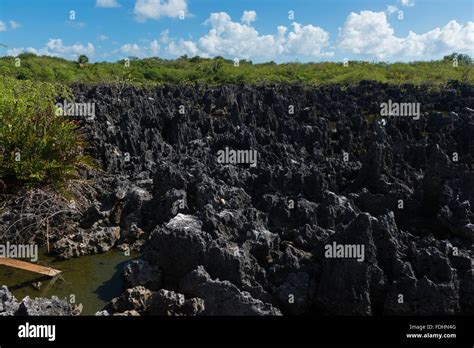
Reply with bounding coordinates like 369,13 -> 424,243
0,248 -> 138,315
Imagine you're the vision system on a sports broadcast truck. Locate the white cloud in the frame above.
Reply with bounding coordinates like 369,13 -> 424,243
9,20 -> 20,29
386,5 -> 398,15
165,11 -> 332,59
167,39 -> 200,56
149,40 -> 160,55
285,22 -> 332,57
118,40 -> 160,57
338,11 -> 474,59
96,0 -> 121,8
120,43 -> 142,56
195,12 -> 282,58
98,34 -> 109,41
401,0 -> 415,7
6,47 -> 38,56
0,20 -> 20,31
338,11 -> 400,58
134,0 -> 188,21
403,21 -> 474,57
160,29 -> 171,44
241,10 -> 257,25
46,39 -> 95,56
7,39 -> 95,58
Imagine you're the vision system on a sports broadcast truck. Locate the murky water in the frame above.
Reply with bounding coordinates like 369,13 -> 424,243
0,248 -> 138,315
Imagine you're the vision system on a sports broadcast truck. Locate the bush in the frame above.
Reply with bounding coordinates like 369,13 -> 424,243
0,77 -> 92,187
0,53 -> 472,86
78,54 -> 89,65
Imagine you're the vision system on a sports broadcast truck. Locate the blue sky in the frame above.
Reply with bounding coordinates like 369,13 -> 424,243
0,0 -> 472,62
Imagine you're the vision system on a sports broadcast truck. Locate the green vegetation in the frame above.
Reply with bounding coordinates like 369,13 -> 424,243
78,54 -> 89,67
0,76 -> 92,187
0,53 -> 471,189
0,53 -> 471,85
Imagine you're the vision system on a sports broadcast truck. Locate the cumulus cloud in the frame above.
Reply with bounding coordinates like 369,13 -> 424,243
160,29 -> 171,44
98,34 -> 109,41
167,39 -> 199,56
338,11 -> 400,58
118,40 -> 160,57
403,21 -> 474,57
6,47 -> 37,56
338,11 -> 474,59
284,22 -> 332,57
195,12 -> 283,58
96,0 -> 121,8
120,43 -> 141,56
241,10 -> 257,25
7,39 -> 95,58
165,11 -> 332,59
0,20 -> 21,31
46,39 -> 95,56
9,20 -> 20,29
149,40 -> 160,55
134,0 -> 188,21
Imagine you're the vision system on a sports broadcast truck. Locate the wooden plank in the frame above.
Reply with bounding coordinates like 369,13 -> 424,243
0,258 -> 62,277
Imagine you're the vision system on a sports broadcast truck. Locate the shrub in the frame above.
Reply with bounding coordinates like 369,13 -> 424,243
0,53 -> 472,85
0,77 -> 92,188
78,54 -> 89,66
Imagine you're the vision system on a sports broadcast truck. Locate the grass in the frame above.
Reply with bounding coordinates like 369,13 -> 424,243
0,76 -> 93,188
0,53 -> 472,86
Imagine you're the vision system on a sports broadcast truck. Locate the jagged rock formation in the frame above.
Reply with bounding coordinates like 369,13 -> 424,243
0,286 -> 74,316
1,81 -> 473,315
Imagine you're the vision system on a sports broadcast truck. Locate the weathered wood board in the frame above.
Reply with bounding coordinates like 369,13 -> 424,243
0,258 -> 62,277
